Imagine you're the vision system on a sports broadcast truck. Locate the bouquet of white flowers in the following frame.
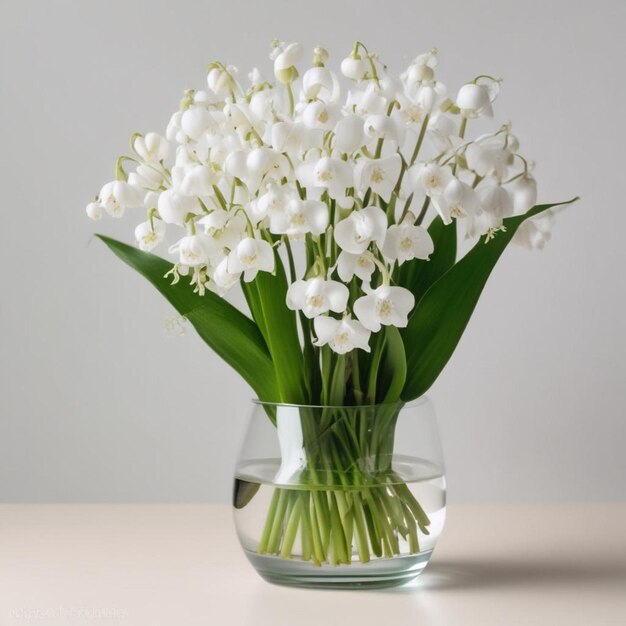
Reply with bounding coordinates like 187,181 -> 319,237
87,41 -> 575,575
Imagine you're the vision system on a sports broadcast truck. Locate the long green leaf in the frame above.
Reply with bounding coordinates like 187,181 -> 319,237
401,199 -> 579,401
241,250 -> 306,403
377,326 -> 407,404
96,235 -> 278,401
396,215 -> 456,308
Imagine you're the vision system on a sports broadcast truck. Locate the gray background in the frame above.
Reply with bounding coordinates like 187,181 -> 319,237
1,0 -> 624,503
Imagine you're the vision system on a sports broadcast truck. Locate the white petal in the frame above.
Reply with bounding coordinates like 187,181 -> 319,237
313,316 -> 339,345
334,114 -> 365,153
336,251 -> 357,282
325,281 -> 349,313
85,202 -> 102,221
354,294 -> 381,332
286,280 -> 308,310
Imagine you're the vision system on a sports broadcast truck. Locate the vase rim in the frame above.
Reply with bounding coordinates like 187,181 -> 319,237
251,396 -> 430,410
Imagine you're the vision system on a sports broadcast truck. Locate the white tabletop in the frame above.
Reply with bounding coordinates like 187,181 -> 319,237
1,504 -> 624,626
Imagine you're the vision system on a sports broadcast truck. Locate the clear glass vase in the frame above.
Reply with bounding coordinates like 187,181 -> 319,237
232,399 -> 446,589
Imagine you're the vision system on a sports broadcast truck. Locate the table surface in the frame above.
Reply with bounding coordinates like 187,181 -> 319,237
1,503 -> 625,626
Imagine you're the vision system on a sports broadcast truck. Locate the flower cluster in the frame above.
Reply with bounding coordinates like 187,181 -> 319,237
87,41 -> 543,355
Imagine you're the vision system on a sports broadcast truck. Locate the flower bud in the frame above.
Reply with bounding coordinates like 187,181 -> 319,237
85,202 -> 103,221
341,56 -> 366,81
456,84 -> 493,118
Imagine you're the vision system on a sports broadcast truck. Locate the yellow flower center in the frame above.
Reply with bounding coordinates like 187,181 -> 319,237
377,299 -> 392,318
425,174 -> 440,189
406,106 -> 423,124
400,236 -> 413,251
241,253 -> 257,267
307,294 -> 324,308
371,168 -> 385,184
289,213 -> 306,227
317,171 -> 333,183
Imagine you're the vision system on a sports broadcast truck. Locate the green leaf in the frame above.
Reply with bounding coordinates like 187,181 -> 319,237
401,199 -> 579,401
396,215 -> 456,308
241,250 -> 307,404
96,235 -> 278,401
377,326 -> 407,404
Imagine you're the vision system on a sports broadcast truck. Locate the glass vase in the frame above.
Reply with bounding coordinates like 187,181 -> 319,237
232,399 -> 446,589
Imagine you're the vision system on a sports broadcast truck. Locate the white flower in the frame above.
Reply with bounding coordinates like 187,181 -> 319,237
134,220 -> 166,251
228,237 -> 275,282
169,233 -> 217,267
269,199 -> 329,237
431,178 -> 480,224
301,67 -> 336,101
354,155 -> 402,202
133,133 -> 169,163
85,201 -> 103,221
354,285 -> 415,332
157,189 -> 198,226
382,221 -> 434,263
341,56 -> 367,81
127,164 -> 165,191
406,163 -> 452,198
273,42 -> 303,82
179,164 -> 217,197
181,106 -> 212,140
336,251 -> 376,283
197,210 -> 246,249
99,181 -> 144,218
313,316 -> 371,354
300,157 -> 353,200
456,84 -> 494,118
363,114 -> 404,144
207,66 -> 235,95
333,114 -> 365,153
465,137 -> 513,180
212,255 -> 241,292
479,184 -> 514,220
334,205 -> 387,254
286,277 -> 349,318
513,213 -> 553,249
301,101 -> 339,130
511,176 -> 537,214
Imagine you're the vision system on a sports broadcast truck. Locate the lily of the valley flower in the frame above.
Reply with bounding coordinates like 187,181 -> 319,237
157,189 -> 199,226
134,220 -> 166,251
333,114 -> 365,153
313,157 -> 353,200
301,66 -> 336,101
272,42 -> 303,83
169,233 -> 218,267
313,316 -> 371,354
341,55 -> 367,81
132,133 -> 169,163
228,237 -> 275,282
85,201 -> 103,221
287,277 -> 349,318
212,255 -> 241,293
512,212 -> 553,249
334,205 -> 387,254
382,219 -> 434,263
355,154 -> 402,202
336,250 -> 376,283
511,176 -> 537,214
268,199 -> 329,237
181,106 -> 213,140
456,83 -> 494,118
407,162 -> 452,198
354,285 -> 415,332
99,181 -> 144,218
432,178 -> 481,224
